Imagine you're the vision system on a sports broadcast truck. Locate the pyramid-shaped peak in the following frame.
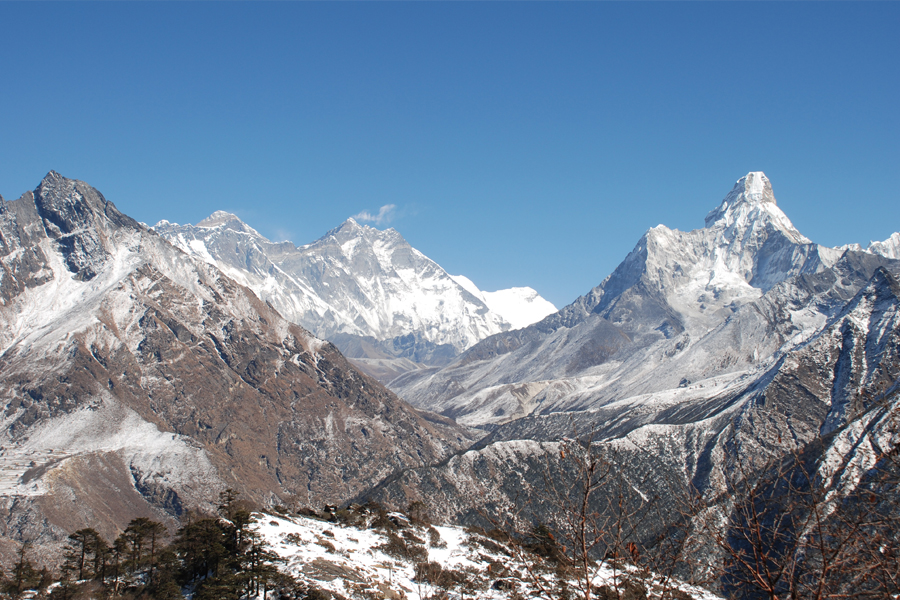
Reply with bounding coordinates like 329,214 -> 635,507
705,172 -> 780,225
331,217 -> 396,238
322,218 -> 363,239
194,211 -> 265,238
37,170 -> 73,194
315,217 -> 406,252
730,172 -> 775,205
702,172 -> 810,244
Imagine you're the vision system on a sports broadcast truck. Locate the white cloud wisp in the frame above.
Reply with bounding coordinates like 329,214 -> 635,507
353,204 -> 397,226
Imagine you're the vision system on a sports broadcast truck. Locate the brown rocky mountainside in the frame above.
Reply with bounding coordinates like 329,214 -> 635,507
0,172 -> 473,561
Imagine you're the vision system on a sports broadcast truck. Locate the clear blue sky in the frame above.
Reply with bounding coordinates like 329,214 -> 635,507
1,2 -> 897,308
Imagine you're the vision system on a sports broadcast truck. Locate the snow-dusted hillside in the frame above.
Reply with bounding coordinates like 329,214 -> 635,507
155,215 -> 555,371
253,508 -> 720,600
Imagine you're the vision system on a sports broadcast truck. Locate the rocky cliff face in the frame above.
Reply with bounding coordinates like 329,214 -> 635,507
0,173 -> 473,559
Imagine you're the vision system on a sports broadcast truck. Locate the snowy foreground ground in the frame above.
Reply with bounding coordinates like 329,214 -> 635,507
253,511 -> 720,600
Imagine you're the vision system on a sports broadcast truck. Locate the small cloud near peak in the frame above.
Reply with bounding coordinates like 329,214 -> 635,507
353,204 -> 397,226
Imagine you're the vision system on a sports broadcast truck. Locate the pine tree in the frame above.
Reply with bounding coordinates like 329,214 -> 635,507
66,528 -> 102,580
7,543 -> 42,596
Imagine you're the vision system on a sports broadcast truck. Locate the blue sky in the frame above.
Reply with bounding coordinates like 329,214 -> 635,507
1,2 -> 897,308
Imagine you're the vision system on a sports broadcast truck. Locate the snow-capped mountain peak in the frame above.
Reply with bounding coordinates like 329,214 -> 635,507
605,172 -> 823,320
329,217 -> 364,236
704,171 -> 810,244
196,210 -> 240,227
323,217 -> 405,250
868,232 -> 900,260
392,172 -> 866,426
450,275 -> 557,330
193,210 -> 264,237
155,213 -> 556,371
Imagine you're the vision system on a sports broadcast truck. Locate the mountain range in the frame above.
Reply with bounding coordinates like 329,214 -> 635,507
0,170 -> 897,592
363,173 -> 900,554
390,173 -> 900,428
154,214 -> 555,381
0,172 -> 472,560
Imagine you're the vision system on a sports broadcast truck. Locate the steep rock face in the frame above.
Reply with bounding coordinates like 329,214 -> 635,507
391,173 -> 890,427
155,214 -> 555,373
0,173 -> 473,556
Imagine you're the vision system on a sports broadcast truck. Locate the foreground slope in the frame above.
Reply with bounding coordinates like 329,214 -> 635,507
252,508 -> 720,600
0,172 -> 472,556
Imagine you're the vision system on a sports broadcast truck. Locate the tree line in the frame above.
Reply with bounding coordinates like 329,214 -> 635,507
0,490 -> 297,600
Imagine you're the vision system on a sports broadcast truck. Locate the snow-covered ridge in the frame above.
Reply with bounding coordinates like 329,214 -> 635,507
154,213 -> 555,360
867,232 -> 900,260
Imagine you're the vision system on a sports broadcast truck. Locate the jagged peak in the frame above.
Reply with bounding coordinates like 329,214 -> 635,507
41,170 -> 66,185
322,218 -> 404,246
319,218 -> 362,241
733,171 -> 775,204
867,232 -> 900,260
36,170 -> 74,197
705,172 -> 774,225
191,211 -> 266,239
703,171 -> 809,243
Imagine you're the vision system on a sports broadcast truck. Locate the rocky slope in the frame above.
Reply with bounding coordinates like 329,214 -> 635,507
354,173 -> 898,522
366,265 -> 900,567
0,172 -> 473,560
358,175 -> 900,592
154,214 -> 555,381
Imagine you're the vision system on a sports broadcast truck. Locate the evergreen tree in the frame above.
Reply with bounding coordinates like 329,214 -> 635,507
65,528 -> 102,580
175,517 -> 229,583
91,535 -> 110,583
6,543 -> 42,596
